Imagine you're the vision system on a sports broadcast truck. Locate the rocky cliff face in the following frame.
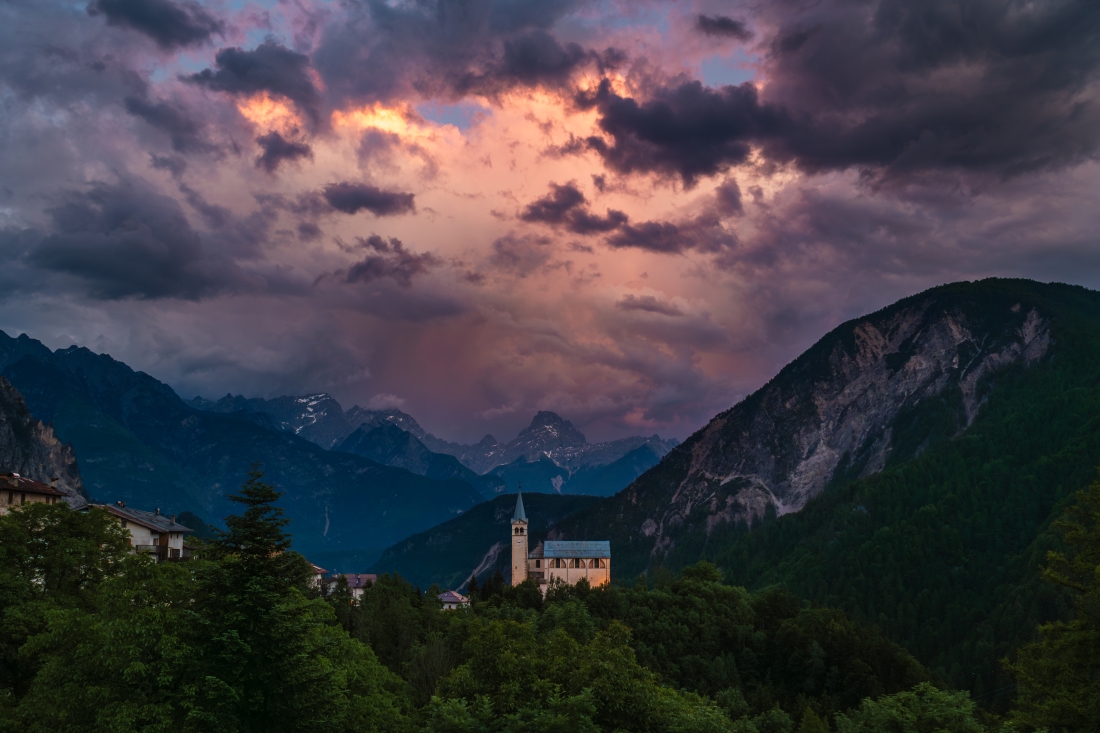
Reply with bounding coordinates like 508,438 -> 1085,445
557,281 -> 1056,563
0,377 -> 87,507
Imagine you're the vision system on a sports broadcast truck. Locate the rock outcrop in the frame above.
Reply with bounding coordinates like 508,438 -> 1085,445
0,377 -> 87,507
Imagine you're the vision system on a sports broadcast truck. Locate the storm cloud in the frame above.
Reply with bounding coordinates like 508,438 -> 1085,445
695,15 -> 753,42
0,0 -> 1097,445
89,0 -> 224,50
322,183 -> 416,217
187,41 -> 322,125
255,132 -> 312,173
582,0 -> 1100,186
520,182 -> 627,234
24,182 -> 236,300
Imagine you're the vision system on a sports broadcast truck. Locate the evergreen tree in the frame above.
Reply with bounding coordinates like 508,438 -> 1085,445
196,464 -> 404,733
1008,475 -> 1100,731
214,463 -> 305,589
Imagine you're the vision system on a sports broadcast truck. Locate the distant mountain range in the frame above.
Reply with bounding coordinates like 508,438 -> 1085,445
0,332 -> 483,556
0,329 -> 676,558
187,396 -> 678,479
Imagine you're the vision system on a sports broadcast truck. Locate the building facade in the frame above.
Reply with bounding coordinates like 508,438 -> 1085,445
95,502 -> 193,561
0,473 -> 66,515
509,493 -> 610,590
438,590 -> 470,610
338,573 -> 378,600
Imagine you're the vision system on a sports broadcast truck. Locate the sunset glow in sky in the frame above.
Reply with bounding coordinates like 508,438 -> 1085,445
1,0 -> 1098,443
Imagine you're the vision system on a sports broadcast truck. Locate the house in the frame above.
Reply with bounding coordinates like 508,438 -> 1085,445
509,493 -> 610,591
337,573 -> 377,600
0,473 -> 66,515
94,501 -> 193,562
309,563 -> 328,590
438,590 -> 469,610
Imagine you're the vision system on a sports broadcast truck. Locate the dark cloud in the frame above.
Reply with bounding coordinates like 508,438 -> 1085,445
124,95 -> 209,152
608,214 -> 736,255
520,182 -> 628,234
520,182 -> 585,223
297,222 -> 322,241
696,15 -> 753,41
615,294 -> 683,317
311,0 -> 603,106
715,179 -> 744,215
488,234 -> 554,277
757,0 -> 1100,179
584,0 -> 1100,186
186,41 -> 322,126
255,132 -> 313,173
150,154 -> 187,178
579,79 -> 786,187
89,0 -> 223,50
342,235 -> 439,287
455,30 -> 615,96
322,182 -> 416,217
24,181 -> 237,300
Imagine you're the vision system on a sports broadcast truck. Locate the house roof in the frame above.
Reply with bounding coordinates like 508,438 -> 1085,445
0,473 -> 65,498
542,540 -> 611,559
512,491 -> 527,522
438,590 -> 469,604
339,573 -> 377,589
96,503 -> 193,533
310,563 -> 327,575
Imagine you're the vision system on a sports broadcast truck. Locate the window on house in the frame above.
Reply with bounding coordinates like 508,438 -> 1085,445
7,491 -> 12,504
535,560 -> 541,568
121,520 -> 127,528
20,493 -> 26,505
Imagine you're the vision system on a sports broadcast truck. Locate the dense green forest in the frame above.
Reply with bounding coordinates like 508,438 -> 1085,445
2,468 -> 1096,731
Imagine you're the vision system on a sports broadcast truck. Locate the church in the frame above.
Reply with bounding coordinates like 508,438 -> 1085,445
509,493 -> 611,589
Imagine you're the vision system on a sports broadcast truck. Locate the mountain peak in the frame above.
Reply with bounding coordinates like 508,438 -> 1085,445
512,411 -> 586,452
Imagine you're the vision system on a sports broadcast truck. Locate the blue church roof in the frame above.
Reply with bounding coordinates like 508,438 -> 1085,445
512,492 -> 527,522
543,540 -> 610,558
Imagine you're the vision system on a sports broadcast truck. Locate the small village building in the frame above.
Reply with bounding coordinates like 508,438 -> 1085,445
309,563 -> 328,590
509,493 -> 610,591
95,502 -> 193,562
438,590 -> 469,610
338,573 -> 378,600
0,473 -> 66,515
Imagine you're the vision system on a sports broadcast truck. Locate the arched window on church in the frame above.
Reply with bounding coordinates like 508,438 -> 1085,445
588,559 -> 596,568
599,559 -> 607,568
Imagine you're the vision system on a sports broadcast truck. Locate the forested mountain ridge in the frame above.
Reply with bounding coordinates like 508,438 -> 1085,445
0,377 -> 86,507
0,332 -> 484,554
558,279 -> 1064,568
553,278 -> 1100,709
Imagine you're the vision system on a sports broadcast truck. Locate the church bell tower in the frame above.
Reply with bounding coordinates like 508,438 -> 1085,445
510,491 -> 528,585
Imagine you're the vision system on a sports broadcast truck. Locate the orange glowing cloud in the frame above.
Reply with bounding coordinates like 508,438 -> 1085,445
332,103 -> 437,141
237,93 -> 305,135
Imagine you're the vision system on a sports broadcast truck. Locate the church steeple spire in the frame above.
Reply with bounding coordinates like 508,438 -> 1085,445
510,485 -> 528,586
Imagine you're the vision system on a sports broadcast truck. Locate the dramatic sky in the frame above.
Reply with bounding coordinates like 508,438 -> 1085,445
1,0 -> 1098,444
